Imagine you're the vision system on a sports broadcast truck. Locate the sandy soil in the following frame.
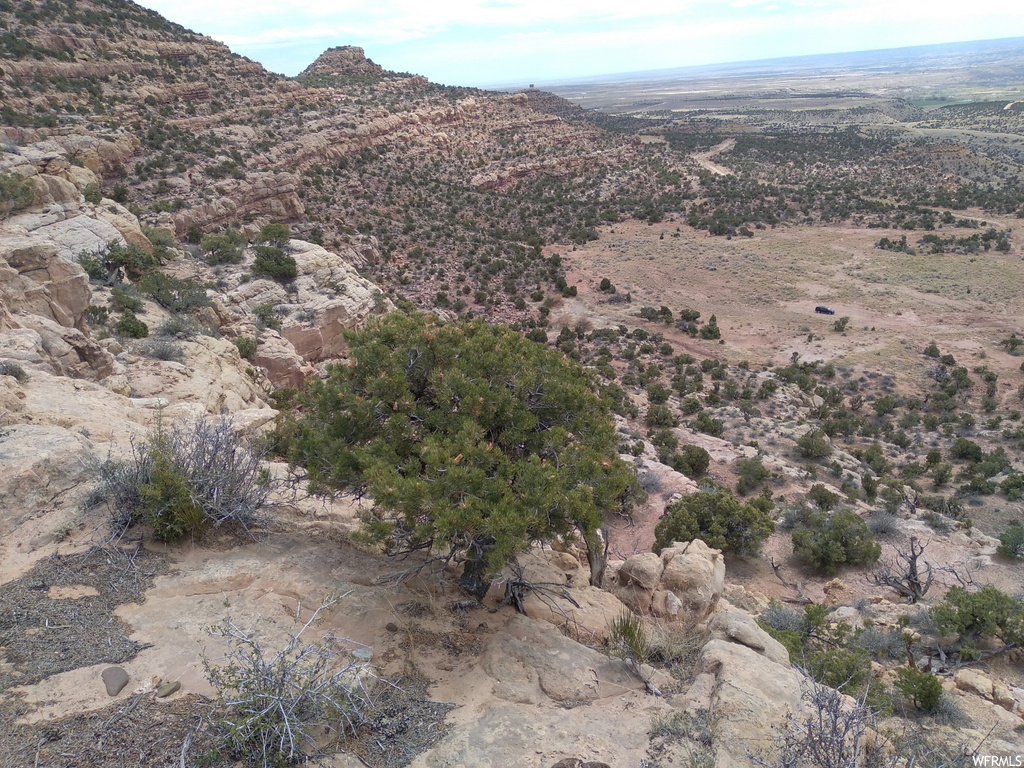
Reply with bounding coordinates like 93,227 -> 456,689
556,217 -> 1024,386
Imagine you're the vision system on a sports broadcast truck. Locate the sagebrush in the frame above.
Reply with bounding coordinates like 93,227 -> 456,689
98,416 -> 272,541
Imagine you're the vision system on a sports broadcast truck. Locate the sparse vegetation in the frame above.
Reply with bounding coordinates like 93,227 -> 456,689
98,416 -> 272,542
654,484 -> 775,557
203,597 -> 374,766
791,509 -> 880,576
0,360 -> 28,382
894,667 -> 942,712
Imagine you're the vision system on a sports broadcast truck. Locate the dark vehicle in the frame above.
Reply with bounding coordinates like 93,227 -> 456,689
815,306 -> 835,315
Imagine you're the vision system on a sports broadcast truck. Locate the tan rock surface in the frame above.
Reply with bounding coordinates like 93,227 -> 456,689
0,424 -> 96,539
692,639 -> 803,766
708,600 -> 791,666
659,539 -> 726,620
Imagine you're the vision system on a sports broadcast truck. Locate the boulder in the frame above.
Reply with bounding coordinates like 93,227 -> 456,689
617,552 -> 664,591
954,668 -> 994,699
651,589 -> 683,620
692,639 -> 803,767
0,237 -> 91,328
520,583 -> 632,644
708,600 -> 791,666
16,315 -> 113,378
253,333 -> 315,389
483,614 -> 644,704
101,667 -> 129,697
658,539 -> 725,620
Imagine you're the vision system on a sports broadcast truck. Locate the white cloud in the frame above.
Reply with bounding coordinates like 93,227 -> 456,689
138,0 -> 1024,83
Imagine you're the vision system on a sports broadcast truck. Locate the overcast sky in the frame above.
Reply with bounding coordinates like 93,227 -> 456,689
138,0 -> 1024,88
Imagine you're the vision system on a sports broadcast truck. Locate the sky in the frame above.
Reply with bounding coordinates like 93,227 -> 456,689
137,0 -> 1024,88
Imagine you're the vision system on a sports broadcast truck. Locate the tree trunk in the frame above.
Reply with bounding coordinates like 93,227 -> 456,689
585,526 -> 609,587
458,536 -> 494,601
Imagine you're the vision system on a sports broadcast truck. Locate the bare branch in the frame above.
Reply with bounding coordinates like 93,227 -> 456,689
202,595 -> 379,766
870,536 -> 934,603
770,557 -> 812,604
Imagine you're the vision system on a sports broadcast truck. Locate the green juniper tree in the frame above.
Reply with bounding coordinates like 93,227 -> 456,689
287,312 -> 642,599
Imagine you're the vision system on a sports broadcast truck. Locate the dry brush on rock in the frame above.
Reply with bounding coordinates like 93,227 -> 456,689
96,415 -> 273,542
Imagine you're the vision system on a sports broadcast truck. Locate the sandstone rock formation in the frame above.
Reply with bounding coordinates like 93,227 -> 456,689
614,539 -> 725,620
299,46 -> 387,79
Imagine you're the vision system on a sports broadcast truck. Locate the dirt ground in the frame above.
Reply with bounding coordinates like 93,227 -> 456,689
554,216 -> 1024,609
555,216 -> 1024,392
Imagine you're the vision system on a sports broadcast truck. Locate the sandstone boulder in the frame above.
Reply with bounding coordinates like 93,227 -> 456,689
658,539 -> 725,620
509,549 -> 631,641
483,614 -> 643,704
15,315 -> 113,378
690,639 -> 803,767
0,236 -> 91,328
708,600 -> 791,666
253,332 -> 314,388
954,668 -> 995,699
617,551 -> 664,591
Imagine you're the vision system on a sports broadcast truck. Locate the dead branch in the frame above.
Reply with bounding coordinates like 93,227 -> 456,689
770,557 -> 812,604
870,535 -> 934,603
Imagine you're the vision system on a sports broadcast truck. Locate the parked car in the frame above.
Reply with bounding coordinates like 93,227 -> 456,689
815,305 -> 836,315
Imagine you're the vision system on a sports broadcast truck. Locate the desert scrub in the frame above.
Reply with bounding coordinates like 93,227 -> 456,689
0,360 -> 29,382
97,416 -> 272,542
650,708 -> 715,768
929,585 -> 1024,658
894,667 -> 942,712
997,521 -> 1024,558
233,336 -> 259,361
141,339 -> 184,362
114,309 -> 149,338
654,484 -> 775,557
791,509 -> 880,576
204,596 -> 375,767
252,245 -> 298,283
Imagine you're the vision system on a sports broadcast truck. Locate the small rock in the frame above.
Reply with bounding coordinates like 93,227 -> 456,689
156,681 -> 181,698
992,681 -> 1016,711
101,666 -> 129,696
352,647 -> 373,661
385,622 -> 399,633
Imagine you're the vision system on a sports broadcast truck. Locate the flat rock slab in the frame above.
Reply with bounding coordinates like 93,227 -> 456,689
482,614 -> 641,704
413,698 -> 658,768
101,666 -> 128,696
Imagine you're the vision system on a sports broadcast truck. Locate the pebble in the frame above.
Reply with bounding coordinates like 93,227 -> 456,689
156,681 -> 181,698
101,666 -> 129,696
385,622 -> 399,633
352,647 -> 373,661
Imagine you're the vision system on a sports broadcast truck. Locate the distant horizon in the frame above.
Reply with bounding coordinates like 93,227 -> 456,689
483,35 -> 1024,91
135,0 -> 1024,89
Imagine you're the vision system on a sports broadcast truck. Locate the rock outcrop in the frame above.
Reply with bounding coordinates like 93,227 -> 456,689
299,46 -> 386,78
0,424 -> 96,538
613,539 -> 725,620
221,238 -> 390,386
